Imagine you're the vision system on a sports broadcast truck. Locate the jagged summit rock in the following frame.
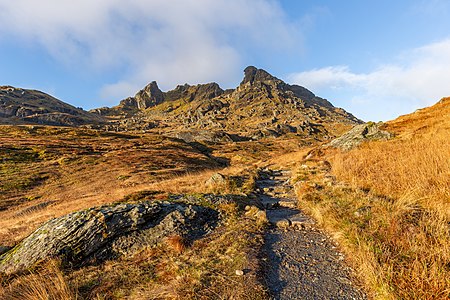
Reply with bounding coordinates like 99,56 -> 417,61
236,66 -> 334,108
93,82 -> 225,118
116,81 -> 165,111
241,66 -> 278,85
1,67 -> 360,139
134,81 -> 165,109
164,82 -> 224,102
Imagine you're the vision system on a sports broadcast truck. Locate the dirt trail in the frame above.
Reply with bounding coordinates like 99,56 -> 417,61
257,168 -> 367,300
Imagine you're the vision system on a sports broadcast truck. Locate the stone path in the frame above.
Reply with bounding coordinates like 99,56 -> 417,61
257,168 -> 367,300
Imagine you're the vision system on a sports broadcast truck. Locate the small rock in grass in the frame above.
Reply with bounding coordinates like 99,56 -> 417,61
205,173 -> 226,186
255,210 -> 268,224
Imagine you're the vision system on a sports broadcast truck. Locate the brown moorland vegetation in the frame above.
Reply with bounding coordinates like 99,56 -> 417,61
0,125 -> 224,246
0,124 -> 312,299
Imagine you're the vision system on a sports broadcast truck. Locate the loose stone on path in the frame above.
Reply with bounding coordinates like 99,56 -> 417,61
257,168 -> 367,300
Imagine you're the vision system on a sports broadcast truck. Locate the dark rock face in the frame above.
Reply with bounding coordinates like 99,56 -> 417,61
287,84 -> 315,102
0,201 -> 218,274
0,246 -> 11,256
286,84 -> 334,108
241,66 -> 278,85
329,122 -> 394,150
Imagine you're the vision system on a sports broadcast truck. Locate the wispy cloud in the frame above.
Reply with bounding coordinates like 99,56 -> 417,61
288,39 -> 450,121
0,0 -> 300,103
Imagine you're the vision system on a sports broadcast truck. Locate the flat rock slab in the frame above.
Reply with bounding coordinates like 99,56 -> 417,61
266,205 -> 315,229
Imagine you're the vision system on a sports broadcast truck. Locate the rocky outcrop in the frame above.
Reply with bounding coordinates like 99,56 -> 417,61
238,67 -> 334,109
329,122 -> 394,150
134,81 -> 165,109
240,66 -> 278,85
118,81 -> 165,111
94,82 -> 224,118
205,173 -> 227,187
165,83 -> 224,102
0,201 -> 218,274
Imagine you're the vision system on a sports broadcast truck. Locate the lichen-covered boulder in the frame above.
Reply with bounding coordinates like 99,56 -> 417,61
329,122 -> 393,150
0,201 -> 218,274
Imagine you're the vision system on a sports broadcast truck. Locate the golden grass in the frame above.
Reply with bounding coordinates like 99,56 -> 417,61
165,235 -> 187,254
328,132 -> 450,299
0,260 -> 76,300
0,131 -> 267,300
332,135 -> 449,208
292,99 -> 450,299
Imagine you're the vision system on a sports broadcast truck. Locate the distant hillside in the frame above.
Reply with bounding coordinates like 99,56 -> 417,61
0,86 -> 104,126
385,97 -> 450,136
93,66 -> 362,141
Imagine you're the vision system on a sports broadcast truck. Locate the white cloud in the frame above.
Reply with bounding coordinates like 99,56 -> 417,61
0,0 -> 300,103
288,39 -> 450,121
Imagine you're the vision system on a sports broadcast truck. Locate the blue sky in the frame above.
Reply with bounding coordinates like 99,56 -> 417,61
1,0 -> 450,121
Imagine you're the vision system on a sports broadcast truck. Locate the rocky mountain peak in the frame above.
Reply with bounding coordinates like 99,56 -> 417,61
240,66 -> 279,86
135,81 -> 164,109
90,66 -> 361,138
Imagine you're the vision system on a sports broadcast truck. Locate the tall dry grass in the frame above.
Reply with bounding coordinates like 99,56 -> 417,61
332,136 -> 450,206
329,132 -> 450,299
0,260 -> 76,300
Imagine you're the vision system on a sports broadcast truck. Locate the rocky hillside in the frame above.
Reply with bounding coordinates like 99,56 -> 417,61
93,66 -> 362,141
0,86 -> 104,126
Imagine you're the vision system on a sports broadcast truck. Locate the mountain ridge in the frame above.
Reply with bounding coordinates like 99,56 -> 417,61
91,66 -> 362,141
0,66 -> 361,142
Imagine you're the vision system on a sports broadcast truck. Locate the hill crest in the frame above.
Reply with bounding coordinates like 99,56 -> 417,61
0,86 -> 104,126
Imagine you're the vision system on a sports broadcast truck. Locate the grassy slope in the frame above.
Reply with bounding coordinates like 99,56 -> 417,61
288,98 -> 449,299
0,125 -> 311,299
0,125 -> 222,245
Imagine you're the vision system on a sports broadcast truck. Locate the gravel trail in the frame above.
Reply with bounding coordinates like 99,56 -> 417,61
257,169 -> 367,300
